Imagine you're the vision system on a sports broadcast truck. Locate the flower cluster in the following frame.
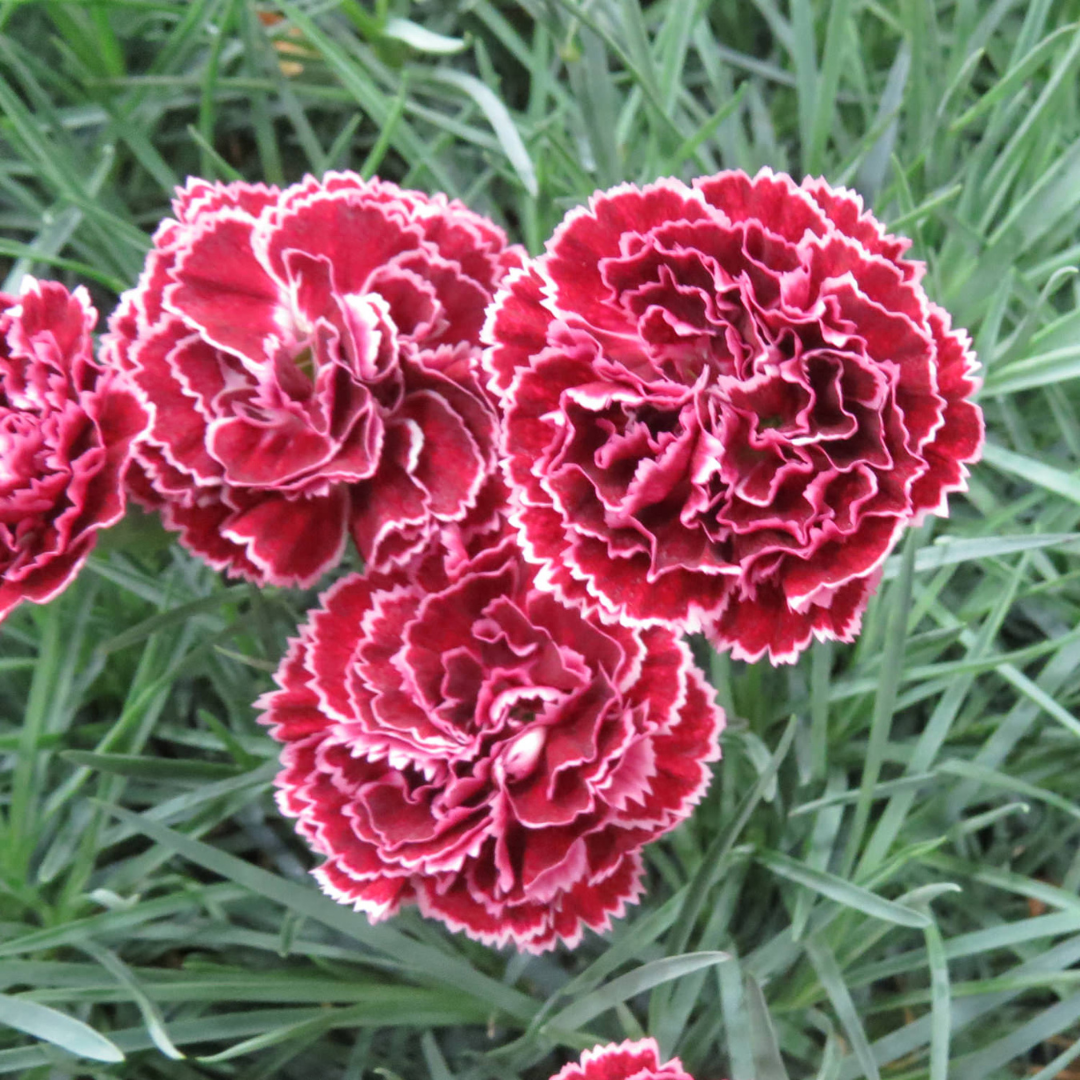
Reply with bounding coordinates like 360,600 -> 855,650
0,279 -> 144,622
1,165 -> 983,957
258,504 -> 722,951
549,1039 -> 697,1080
104,174 -> 520,587
486,170 -> 983,663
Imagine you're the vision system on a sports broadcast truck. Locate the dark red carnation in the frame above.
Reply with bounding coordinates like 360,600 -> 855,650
0,278 -> 145,620
550,1039 -> 698,1080
257,514 -> 723,952
103,174 -> 522,587
485,170 -> 984,663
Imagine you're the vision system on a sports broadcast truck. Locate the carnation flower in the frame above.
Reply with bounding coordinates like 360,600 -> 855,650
103,173 -> 521,587
0,278 -> 145,622
486,170 -> 984,663
549,1038 -> 697,1080
258,511 -> 723,952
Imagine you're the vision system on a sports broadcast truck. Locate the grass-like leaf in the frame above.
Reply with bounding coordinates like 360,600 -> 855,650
0,994 -> 124,1064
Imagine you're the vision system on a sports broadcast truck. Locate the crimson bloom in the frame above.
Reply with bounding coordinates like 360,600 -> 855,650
104,173 -> 521,587
0,278 -> 145,621
550,1039 -> 697,1080
258,509 -> 723,952
486,170 -> 983,663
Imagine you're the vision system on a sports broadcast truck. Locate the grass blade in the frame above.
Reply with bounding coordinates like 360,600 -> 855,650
0,993 -> 124,1063
981,442 -> 1080,505
99,803 -> 538,1024
544,952 -> 729,1034
418,69 -> 537,195
757,850 -> 931,929
805,938 -> 879,1080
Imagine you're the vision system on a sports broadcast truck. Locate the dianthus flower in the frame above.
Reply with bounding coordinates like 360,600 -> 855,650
486,170 -> 983,663
550,1038 -> 697,1080
258,502 -> 723,952
104,173 -> 521,587
0,278 -> 145,621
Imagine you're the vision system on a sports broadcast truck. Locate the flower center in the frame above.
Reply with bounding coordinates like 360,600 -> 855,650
293,344 -> 315,381
499,726 -> 547,780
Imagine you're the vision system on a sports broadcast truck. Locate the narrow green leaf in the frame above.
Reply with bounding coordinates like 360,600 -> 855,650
95,586 -> 249,655
61,751 -> 242,782
810,641 -> 831,781
1027,1036 -> 1080,1080
856,39 -> 909,198
981,442 -> 1080,506
326,113 -> 365,170
671,716 -> 798,954
990,136 -> 1080,250
0,659 -> 35,674
553,0 -> 681,142
745,973 -> 789,1080
421,1031 -> 454,1080
418,70 -> 537,195
923,921 -> 951,1080
719,959 -> 755,1080
880,532 -> 1080,579
758,851 -> 931,929
951,991 -> 1080,1080
789,0 -> 817,171
982,26 -> 1080,202
671,83 -> 749,168
887,183 -> 963,232
544,952 -> 729,1034
790,773 -> 937,818
554,892 -> 683,1005
185,124 -> 243,181
617,0 -> 662,102
937,758 -> 1080,823
815,1029 -> 844,1080
80,943 -> 184,1060
985,345 -> 1080,394
382,18 -> 466,55
194,995 -> 479,1063
657,0 -> 701,113
10,601 -> 62,857
849,529 -> 918,875
805,939 -> 879,1080
0,239 -> 126,292
98,803 -> 538,1023
805,0 -> 852,174
277,0 -> 457,194
0,993 -> 124,1063
196,0 -> 235,178
952,23 -> 1079,131
360,80 -> 408,180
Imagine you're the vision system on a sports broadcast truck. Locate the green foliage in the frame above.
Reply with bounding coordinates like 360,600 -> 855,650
2,1 -> 1080,1078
